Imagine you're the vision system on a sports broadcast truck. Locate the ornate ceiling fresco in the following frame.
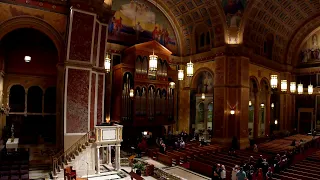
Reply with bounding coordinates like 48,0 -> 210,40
243,0 -> 320,64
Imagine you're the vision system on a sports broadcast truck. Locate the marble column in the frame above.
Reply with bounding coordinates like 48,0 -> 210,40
265,93 -> 271,136
108,146 -> 112,165
64,7 -> 108,149
96,147 -> 100,174
211,55 -> 250,149
254,92 -> 260,138
115,145 -> 121,171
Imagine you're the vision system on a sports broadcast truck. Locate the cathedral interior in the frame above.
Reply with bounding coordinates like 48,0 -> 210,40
0,0 -> 320,179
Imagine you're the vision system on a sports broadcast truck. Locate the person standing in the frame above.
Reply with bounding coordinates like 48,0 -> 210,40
220,165 -> 226,180
236,167 -> 246,180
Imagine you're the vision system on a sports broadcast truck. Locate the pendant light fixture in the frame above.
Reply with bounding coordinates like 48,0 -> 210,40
186,58 -> 194,77
297,83 -> 303,94
290,82 -> 296,93
270,75 -> 278,89
201,93 -> 206,100
249,100 -> 252,107
24,56 -> 31,63
104,54 -> 111,73
281,80 -> 287,92
271,103 -> 274,109
149,50 -> 158,71
129,89 -> 134,98
308,84 -> 313,94
178,56 -> 184,81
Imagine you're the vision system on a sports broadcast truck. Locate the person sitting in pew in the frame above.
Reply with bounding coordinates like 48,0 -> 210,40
266,167 -> 273,180
253,144 -> 258,152
248,156 -> 255,165
290,139 -> 296,146
174,140 -> 180,150
159,141 -> 166,154
200,139 -> 207,146
180,139 -> 185,149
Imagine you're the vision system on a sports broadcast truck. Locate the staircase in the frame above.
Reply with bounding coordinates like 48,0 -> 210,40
51,131 -> 95,179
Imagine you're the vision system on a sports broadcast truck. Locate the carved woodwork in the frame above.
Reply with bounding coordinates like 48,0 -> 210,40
112,41 -> 176,127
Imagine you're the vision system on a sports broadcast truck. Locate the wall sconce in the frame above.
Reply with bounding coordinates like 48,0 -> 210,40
281,80 -> 287,92
230,109 -> 235,115
24,56 -> 31,63
308,84 -> 313,95
260,103 -> 265,108
271,103 -> 274,109
290,82 -> 296,93
201,93 -> 205,100
249,100 -> 252,107
298,83 -> 303,94
270,75 -> 278,89
274,119 -> 278,125
129,89 -> 134,98
169,82 -> 175,89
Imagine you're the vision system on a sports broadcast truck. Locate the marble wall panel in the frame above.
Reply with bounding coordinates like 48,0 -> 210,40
69,11 -> 95,62
66,68 -> 90,133
92,23 -> 100,66
178,89 -> 190,132
99,25 -> 107,68
97,74 -> 104,124
90,73 -> 96,130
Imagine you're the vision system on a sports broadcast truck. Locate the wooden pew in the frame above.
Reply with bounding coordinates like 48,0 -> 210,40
189,160 -> 212,178
156,153 -> 172,166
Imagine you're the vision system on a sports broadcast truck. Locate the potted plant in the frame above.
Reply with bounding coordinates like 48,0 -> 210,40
133,162 -> 145,176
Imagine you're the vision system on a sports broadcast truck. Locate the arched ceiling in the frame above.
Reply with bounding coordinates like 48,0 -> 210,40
243,0 -> 320,64
158,0 -> 226,55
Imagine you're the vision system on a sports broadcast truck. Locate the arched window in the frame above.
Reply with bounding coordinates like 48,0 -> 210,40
206,31 -> 210,45
27,86 -> 43,113
44,87 -> 56,113
9,85 -> 25,112
200,33 -> 205,47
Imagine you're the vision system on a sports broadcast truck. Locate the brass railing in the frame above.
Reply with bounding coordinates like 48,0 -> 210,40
51,131 -> 93,176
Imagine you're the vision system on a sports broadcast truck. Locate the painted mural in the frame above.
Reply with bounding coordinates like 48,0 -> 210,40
196,71 -> 213,94
300,31 -> 320,64
221,0 -> 247,28
0,3 -> 67,37
109,0 -> 178,54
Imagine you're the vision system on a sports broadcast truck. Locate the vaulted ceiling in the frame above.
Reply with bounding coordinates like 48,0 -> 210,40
243,0 -> 320,65
155,0 -> 320,66
157,0 -> 226,55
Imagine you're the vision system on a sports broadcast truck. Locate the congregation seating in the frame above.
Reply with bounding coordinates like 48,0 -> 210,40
0,148 -> 29,180
259,134 -> 319,154
274,150 -> 320,180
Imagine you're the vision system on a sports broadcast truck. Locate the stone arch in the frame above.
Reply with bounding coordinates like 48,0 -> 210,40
260,77 -> 270,92
0,16 -> 65,63
191,67 -> 215,90
249,76 -> 260,91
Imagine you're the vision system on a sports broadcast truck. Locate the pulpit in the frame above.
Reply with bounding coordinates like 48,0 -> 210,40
93,124 -> 123,173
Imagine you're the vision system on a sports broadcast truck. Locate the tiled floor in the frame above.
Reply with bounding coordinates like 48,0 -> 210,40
163,166 -> 210,180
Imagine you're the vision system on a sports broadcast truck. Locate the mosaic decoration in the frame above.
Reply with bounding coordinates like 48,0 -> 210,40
221,0 -> 247,28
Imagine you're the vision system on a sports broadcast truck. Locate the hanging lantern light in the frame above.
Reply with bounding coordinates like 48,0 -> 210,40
271,103 -> 274,109
270,75 -> 278,89
281,80 -> 287,92
249,100 -> 252,107
24,56 -> 31,63
260,103 -> 265,108
274,119 -> 278,125
186,60 -> 194,77
290,82 -> 296,93
149,50 -> 158,71
178,69 -> 184,81
104,54 -> 111,73
230,109 -> 235,115
169,82 -> 175,89
129,89 -> 134,98
298,83 -> 303,94
201,93 -> 205,100
308,84 -> 313,95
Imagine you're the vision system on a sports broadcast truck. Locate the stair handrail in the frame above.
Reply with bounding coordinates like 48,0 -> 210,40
51,130 -> 94,176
